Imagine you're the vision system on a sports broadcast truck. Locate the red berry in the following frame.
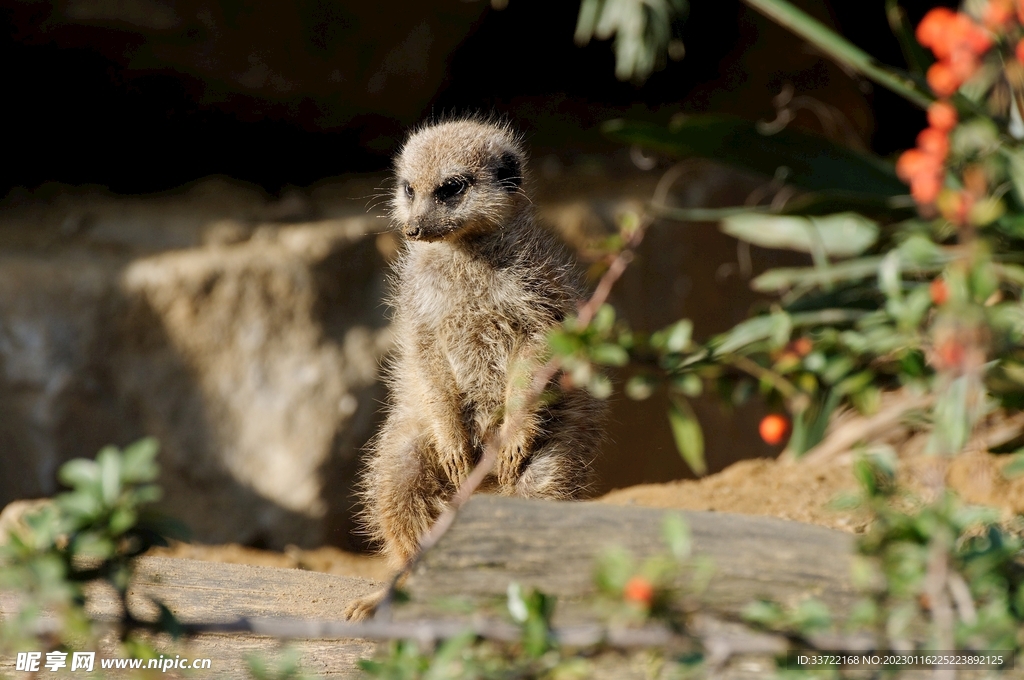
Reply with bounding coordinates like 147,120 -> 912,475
927,101 -> 958,132
623,576 -> 655,606
948,47 -> 980,81
896,148 -> 940,182
1017,38 -> 1024,65
911,173 -> 943,204
930,278 -> 949,305
759,414 -> 790,446
917,127 -> 950,160
961,18 -> 994,55
917,8 -> 957,48
927,62 -> 962,98
935,339 -> 967,370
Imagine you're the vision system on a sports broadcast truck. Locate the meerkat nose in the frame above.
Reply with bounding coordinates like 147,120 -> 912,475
406,225 -> 422,239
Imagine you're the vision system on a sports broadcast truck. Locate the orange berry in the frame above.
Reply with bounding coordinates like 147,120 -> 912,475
896,148 -> 940,182
623,576 -> 655,606
930,278 -> 949,305
917,127 -> 949,159
917,8 -> 957,48
911,173 -> 943,204
1017,37 -> 1024,64
927,101 -> 958,131
927,61 -> 961,98
792,337 -> 813,357
948,47 -> 980,81
1018,0 -> 1024,24
935,338 -> 967,370
759,414 -> 790,446
962,19 -> 994,55
983,0 -> 1014,29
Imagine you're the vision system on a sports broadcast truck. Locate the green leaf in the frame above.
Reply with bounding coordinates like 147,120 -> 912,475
121,437 -> 160,483
97,446 -> 122,506
58,458 -> 99,490
742,599 -> 785,628
590,343 -> 629,367
928,375 -> 976,455
548,330 -> 582,357
603,115 -> 907,196
56,490 -> 103,523
673,373 -> 703,397
108,507 -> 138,536
72,532 -> 115,560
753,259 -> 882,291
668,397 -> 706,475
792,598 -> 831,633
625,374 -> 657,400
721,212 -> 879,258
711,310 -> 865,355
593,303 -> 616,334
594,547 -> 635,594
662,514 -> 692,560
663,319 -> 693,352
740,0 -> 932,108
712,316 -> 777,356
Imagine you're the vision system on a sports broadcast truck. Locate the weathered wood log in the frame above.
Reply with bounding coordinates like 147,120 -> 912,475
2,496 -> 865,678
1,558 -> 382,679
398,496 -> 858,622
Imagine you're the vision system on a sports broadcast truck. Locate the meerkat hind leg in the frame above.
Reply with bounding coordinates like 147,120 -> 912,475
342,588 -> 387,622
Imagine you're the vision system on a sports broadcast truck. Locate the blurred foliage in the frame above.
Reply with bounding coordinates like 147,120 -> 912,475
0,439 -> 185,660
574,0 -> 688,82
550,0 -> 1024,670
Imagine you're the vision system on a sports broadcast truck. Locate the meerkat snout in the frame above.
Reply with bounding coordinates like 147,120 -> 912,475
392,121 -> 526,242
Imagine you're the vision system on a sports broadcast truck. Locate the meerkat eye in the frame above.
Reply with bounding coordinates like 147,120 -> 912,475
434,176 -> 470,202
403,183 -> 414,198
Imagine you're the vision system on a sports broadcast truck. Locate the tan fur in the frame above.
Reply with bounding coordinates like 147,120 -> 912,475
344,119 -> 605,620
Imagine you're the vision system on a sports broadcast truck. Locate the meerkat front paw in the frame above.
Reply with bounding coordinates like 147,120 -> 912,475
440,451 -> 473,485
342,588 -> 386,621
495,448 -> 527,491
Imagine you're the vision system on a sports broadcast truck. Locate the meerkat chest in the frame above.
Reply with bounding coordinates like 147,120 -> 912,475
405,254 -> 532,390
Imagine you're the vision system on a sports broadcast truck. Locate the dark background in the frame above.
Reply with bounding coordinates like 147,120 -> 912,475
1,0 -> 952,197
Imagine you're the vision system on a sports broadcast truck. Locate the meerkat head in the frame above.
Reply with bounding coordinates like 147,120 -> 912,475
391,119 -> 526,242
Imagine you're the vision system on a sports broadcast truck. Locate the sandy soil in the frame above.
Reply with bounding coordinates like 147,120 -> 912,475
599,449 -> 1024,532
148,541 -> 391,581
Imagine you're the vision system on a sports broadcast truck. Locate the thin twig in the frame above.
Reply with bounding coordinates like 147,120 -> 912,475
725,354 -> 800,401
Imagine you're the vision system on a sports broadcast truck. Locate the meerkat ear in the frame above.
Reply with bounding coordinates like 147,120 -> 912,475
493,152 -> 523,193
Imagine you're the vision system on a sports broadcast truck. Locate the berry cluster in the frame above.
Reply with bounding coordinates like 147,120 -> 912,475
896,101 -> 957,204
897,3 -> 1024,209
917,8 -> 992,98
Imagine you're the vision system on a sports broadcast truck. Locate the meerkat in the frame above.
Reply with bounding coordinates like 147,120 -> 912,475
342,119 -> 605,620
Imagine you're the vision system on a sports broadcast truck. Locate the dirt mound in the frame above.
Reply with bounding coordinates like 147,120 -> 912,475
598,449 -> 1024,533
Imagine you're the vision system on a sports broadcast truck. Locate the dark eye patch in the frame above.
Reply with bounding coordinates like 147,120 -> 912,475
494,152 -> 522,193
434,175 -> 471,202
